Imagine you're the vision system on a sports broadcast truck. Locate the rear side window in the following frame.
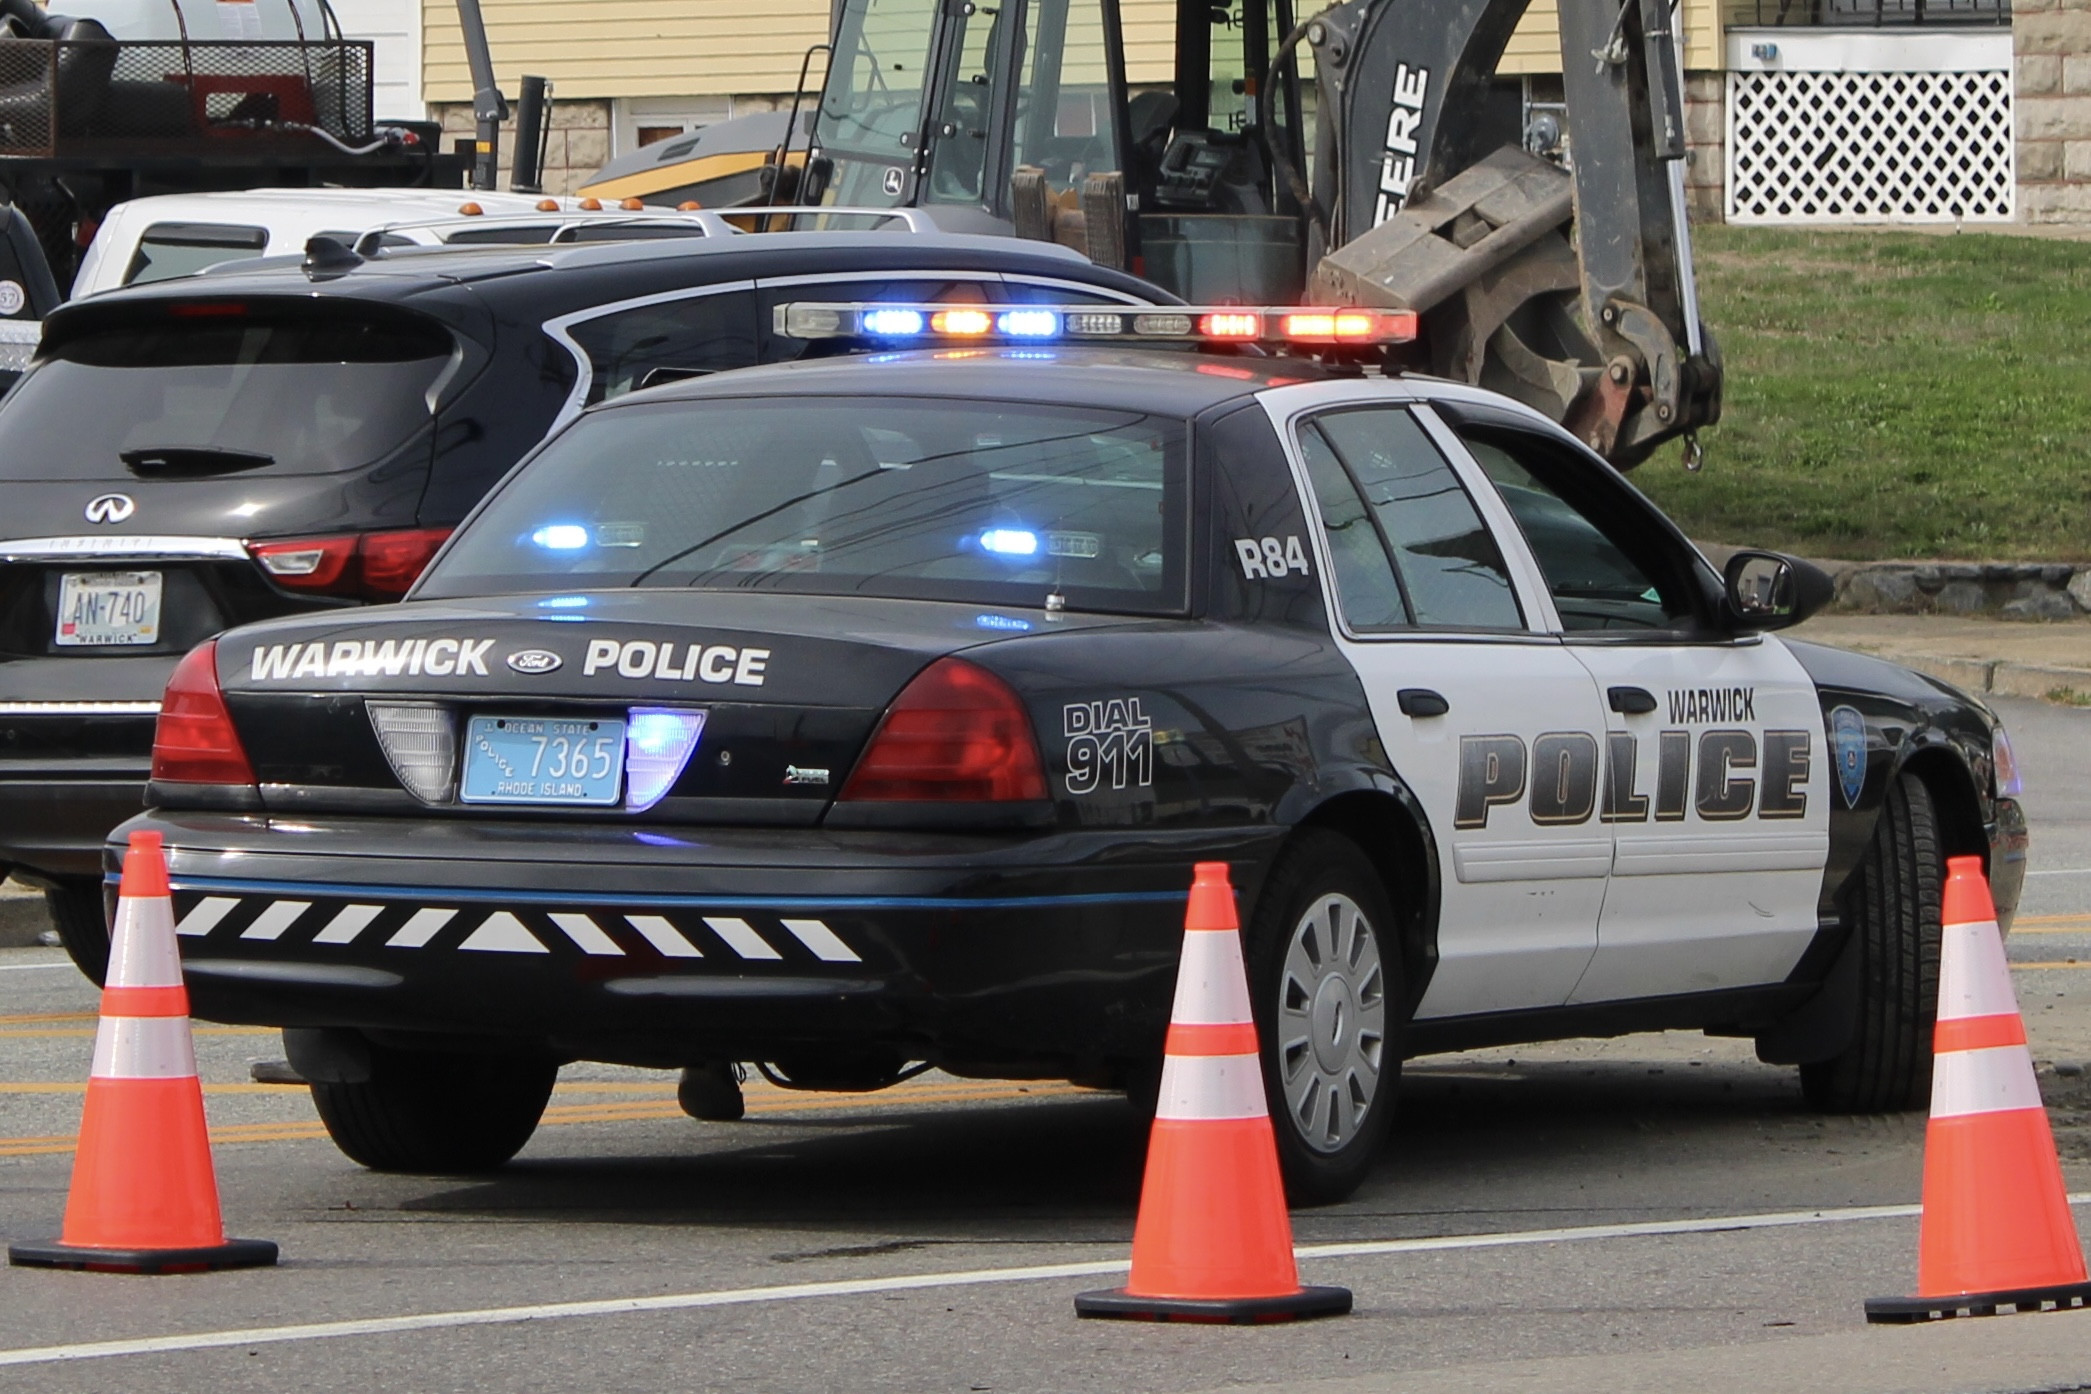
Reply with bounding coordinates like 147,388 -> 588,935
0,306 -> 454,481
123,222 -> 267,286
420,395 -> 1188,615
565,291 -> 760,404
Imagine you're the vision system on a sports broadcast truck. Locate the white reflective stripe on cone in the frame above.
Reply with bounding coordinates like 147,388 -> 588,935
1931,1044 -> 2045,1119
1169,929 -> 1255,1026
90,1016 -> 199,1081
103,895 -> 184,990
1936,918 -> 2020,1023
1156,1051 -> 1268,1122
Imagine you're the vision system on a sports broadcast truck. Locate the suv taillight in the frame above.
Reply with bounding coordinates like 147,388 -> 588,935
839,658 -> 1048,802
151,641 -> 256,786
247,527 -> 452,600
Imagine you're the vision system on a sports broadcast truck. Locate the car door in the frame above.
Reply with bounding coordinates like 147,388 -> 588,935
1432,407 -> 1831,1005
1270,392 -> 1613,1019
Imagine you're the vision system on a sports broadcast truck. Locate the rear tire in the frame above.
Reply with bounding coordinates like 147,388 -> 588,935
1244,829 -> 1403,1207
1800,772 -> 1943,1113
44,880 -> 108,985
309,1045 -> 556,1173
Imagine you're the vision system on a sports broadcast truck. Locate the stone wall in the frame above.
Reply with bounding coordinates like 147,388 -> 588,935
433,99 -> 613,195
2015,0 -> 2091,223
1834,562 -> 2091,618
1684,71 -> 1726,221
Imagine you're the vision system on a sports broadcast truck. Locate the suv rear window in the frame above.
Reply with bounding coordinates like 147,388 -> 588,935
419,395 -> 1188,615
0,305 -> 454,481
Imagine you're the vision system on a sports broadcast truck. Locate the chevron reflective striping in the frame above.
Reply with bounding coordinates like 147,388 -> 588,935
703,916 -> 782,961
175,896 -> 239,938
239,900 -> 311,942
549,913 -> 625,957
780,919 -> 860,963
458,912 -> 548,954
625,915 -> 702,958
312,904 -> 383,946
387,908 -> 458,949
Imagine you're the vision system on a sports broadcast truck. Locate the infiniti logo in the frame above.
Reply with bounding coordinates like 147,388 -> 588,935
83,493 -> 135,525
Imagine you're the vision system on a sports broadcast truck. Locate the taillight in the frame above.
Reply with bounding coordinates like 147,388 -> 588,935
839,658 -> 1048,802
247,528 -> 452,600
151,641 -> 256,786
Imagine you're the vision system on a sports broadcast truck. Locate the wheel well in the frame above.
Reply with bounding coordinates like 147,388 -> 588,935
1899,746 -> 1988,871
1294,791 -> 1437,1015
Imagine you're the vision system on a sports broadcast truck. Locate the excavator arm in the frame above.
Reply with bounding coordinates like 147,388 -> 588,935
1300,0 -> 1719,463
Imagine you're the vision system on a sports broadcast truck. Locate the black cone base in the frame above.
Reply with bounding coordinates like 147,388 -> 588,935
9,1236 -> 278,1275
1866,1279 -> 2091,1324
1075,1284 -> 1351,1324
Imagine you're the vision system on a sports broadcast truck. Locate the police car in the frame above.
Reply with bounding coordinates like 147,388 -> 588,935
120,304 -> 2028,1203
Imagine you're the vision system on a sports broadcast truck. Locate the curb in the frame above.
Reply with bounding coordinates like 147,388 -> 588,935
1888,653 -> 2091,704
0,887 -> 53,950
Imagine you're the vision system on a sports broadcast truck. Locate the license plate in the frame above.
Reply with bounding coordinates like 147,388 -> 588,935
459,716 -> 625,806
54,571 -> 163,647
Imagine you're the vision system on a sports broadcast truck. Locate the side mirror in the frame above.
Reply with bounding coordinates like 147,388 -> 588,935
1722,550 -> 1835,632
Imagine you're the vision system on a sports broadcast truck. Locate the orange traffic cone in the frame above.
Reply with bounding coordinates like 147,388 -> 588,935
9,831 -> 276,1274
1866,855 -> 2090,1322
1076,861 -> 1350,1323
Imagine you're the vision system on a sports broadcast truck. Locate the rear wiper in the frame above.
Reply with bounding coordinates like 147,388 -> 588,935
121,446 -> 275,476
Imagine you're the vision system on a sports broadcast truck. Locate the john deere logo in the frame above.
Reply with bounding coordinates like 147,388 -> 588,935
84,493 -> 135,524
506,649 -> 563,675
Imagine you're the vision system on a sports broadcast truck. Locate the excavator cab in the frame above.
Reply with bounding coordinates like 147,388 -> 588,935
804,0 -> 1721,466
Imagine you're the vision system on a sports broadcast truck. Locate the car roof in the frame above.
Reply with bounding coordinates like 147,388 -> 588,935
589,344 -> 1341,418
101,188 -> 559,223
47,231 -> 1145,335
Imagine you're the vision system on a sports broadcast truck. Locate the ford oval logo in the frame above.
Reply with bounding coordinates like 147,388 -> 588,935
506,648 -> 563,675
84,493 -> 135,524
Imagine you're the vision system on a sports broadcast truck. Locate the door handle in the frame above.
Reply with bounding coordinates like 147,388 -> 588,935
1608,686 -> 1658,715
1398,688 -> 1449,718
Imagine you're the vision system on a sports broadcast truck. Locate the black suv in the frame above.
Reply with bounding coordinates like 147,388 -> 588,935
0,227 -> 1166,976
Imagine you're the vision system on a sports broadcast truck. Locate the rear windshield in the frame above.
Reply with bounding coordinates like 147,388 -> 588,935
419,396 -> 1188,614
123,222 -> 268,286
0,307 -> 454,481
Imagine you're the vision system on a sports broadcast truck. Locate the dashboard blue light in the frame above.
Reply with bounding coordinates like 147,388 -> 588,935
997,309 -> 1060,338
974,613 -> 1034,632
624,708 -> 708,812
862,308 -> 926,336
531,524 -> 590,551
979,528 -> 1040,557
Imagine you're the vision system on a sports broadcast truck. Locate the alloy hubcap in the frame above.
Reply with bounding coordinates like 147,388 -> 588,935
1276,892 -> 1387,1154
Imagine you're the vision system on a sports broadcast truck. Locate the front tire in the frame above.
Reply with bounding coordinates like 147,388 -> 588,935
1800,772 -> 1943,1113
44,880 -> 108,985
1245,829 -> 1403,1206
309,1045 -> 557,1173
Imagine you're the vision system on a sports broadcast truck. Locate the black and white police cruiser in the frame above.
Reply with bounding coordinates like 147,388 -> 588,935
121,303 -> 2029,1202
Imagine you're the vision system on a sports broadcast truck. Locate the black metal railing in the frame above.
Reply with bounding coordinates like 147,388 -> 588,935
0,39 -> 373,158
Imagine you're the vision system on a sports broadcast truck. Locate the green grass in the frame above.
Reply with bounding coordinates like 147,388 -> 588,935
1627,227 -> 2091,562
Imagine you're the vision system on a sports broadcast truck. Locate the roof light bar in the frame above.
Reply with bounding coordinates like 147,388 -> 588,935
774,303 -> 1418,349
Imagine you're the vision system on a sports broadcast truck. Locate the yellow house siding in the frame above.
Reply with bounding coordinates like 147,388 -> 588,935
1498,0 -> 1722,75
423,0 -> 832,102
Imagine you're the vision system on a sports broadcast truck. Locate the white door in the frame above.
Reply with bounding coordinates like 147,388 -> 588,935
1274,398 -> 1613,1018
1441,419 -> 1832,1004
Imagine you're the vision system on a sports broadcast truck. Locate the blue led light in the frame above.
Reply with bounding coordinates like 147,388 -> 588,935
624,708 -> 708,812
537,595 -> 590,609
531,524 -> 590,551
997,309 -> 1060,338
1000,349 -> 1058,362
978,528 -> 1040,557
862,308 -> 926,337
974,613 -> 1034,632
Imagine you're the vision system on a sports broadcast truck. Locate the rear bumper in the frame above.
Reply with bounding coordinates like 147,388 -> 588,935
2,771 -> 149,880
117,811 -> 1282,1072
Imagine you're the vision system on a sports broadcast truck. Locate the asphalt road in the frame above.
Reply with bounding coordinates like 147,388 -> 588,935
0,696 -> 2086,1393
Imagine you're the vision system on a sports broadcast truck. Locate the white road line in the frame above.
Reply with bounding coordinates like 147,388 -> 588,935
9,1197 -> 2088,1370
0,961 -> 73,973
2028,868 -> 2091,877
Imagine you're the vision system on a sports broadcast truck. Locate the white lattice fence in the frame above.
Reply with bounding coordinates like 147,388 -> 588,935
1726,69 -> 2014,223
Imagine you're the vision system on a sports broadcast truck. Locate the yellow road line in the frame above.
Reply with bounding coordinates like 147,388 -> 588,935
2015,914 -> 2091,926
0,1081 -> 1087,1158
2013,961 -> 2091,970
